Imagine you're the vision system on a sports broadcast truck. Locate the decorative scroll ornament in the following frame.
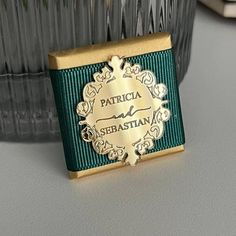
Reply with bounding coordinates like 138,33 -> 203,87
76,56 -> 170,166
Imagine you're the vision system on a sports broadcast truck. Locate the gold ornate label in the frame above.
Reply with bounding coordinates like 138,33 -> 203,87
76,56 -> 170,166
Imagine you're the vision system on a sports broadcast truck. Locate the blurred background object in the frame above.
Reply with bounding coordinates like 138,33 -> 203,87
199,0 -> 236,17
0,0 -> 196,141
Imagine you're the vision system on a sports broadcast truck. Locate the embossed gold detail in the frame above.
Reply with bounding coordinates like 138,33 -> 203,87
77,56 -> 170,166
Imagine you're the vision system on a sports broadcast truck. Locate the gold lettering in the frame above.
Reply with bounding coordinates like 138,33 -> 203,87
101,99 -> 106,107
100,91 -> 142,107
99,116 -> 151,135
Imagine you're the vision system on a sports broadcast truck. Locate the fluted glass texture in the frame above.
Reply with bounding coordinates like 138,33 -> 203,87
0,0 -> 196,140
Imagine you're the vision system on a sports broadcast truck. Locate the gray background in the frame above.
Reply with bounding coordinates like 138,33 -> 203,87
1,5 -> 236,236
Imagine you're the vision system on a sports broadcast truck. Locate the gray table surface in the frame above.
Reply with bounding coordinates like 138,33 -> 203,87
1,5 -> 236,236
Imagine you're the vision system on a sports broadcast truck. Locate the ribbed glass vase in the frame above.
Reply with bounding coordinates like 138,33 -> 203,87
0,0 -> 196,140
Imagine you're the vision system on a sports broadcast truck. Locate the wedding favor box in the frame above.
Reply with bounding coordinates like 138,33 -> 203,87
49,33 -> 185,179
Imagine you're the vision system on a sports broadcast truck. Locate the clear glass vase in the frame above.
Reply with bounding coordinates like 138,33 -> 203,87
0,0 -> 196,140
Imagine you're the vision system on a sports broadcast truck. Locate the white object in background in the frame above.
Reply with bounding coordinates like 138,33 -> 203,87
199,0 -> 236,17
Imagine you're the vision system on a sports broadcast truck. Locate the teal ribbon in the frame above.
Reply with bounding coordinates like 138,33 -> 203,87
50,49 -> 185,171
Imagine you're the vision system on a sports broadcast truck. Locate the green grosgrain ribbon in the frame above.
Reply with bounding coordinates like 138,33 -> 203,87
50,49 -> 185,172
